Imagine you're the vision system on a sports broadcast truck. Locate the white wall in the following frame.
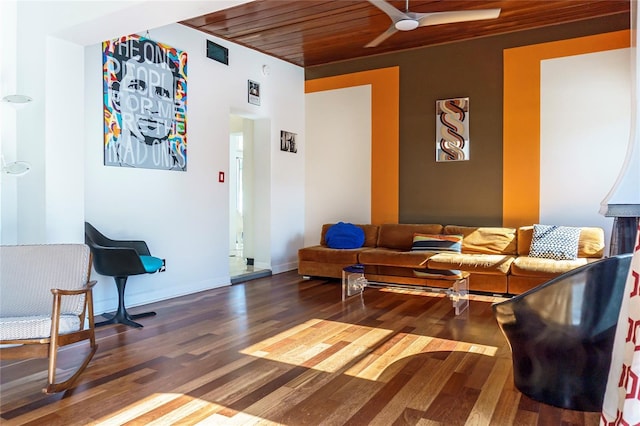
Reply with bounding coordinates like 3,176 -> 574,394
3,1 -> 305,315
85,24 -> 304,313
46,37 -> 85,242
304,85 -> 372,246
540,48 -> 630,251
0,0 -> 19,244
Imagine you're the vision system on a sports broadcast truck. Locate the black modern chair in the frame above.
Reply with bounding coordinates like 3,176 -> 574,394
84,222 -> 164,328
493,253 -> 632,412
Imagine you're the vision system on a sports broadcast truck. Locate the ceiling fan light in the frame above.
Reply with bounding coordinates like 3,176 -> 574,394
395,19 -> 419,31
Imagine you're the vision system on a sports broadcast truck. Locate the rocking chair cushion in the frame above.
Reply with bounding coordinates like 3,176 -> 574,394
0,315 -> 81,340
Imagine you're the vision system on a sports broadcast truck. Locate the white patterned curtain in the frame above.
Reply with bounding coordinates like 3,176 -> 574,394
601,224 -> 640,424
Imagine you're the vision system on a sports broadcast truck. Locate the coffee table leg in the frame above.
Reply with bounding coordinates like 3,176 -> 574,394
450,274 -> 469,315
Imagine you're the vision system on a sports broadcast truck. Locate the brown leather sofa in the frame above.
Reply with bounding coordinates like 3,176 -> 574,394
298,223 -> 605,294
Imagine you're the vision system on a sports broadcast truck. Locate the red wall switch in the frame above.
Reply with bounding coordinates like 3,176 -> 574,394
219,171 -> 225,182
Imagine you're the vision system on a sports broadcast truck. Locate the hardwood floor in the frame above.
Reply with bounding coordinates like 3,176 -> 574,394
1,271 -> 600,425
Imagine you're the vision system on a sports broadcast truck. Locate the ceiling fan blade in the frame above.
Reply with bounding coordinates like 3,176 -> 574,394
416,8 -> 501,27
367,0 -> 409,23
365,24 -> 399,48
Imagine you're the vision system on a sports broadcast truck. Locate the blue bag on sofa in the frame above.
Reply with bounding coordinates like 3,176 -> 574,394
325,222 -> 365,249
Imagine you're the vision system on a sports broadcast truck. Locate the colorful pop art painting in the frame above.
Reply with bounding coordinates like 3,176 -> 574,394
103,34 -> 187,171
436,97 -> 469,162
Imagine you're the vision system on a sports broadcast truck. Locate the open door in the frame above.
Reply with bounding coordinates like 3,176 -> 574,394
229,114 -> 271,282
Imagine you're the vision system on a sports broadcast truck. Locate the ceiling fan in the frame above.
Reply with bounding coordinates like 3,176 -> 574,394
365,0 -> 501,48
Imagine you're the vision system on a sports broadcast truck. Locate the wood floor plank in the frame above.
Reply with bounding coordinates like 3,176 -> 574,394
369,352 -> 463,424
361,355 -> 438,425
1,272 -> 602,425
465,357 -> 512,425
483,369 -> 521,426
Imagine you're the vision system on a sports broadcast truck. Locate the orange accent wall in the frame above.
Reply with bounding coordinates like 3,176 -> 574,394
503,30 -> 630,228
305,67 -> 400,225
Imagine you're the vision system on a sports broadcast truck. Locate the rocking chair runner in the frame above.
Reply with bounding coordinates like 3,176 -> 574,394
0,244 -> 97,394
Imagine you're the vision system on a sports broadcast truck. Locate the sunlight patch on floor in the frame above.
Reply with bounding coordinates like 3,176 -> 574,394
90,316 -> 498,425
239,319 -> 498,380
94,392 -> 184,424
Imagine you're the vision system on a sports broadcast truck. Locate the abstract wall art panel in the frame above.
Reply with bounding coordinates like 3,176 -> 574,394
436,97 -> 469,162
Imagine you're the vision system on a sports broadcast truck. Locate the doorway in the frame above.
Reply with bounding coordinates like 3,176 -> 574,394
229,114 -> 271,283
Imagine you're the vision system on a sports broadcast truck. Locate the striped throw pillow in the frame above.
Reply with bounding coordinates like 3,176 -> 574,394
411,233 -> 463,253
412,234 -> 463,279
413,268 -> 463,279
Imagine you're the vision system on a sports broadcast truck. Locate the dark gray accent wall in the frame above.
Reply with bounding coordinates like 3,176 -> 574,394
306,15 -> 629,226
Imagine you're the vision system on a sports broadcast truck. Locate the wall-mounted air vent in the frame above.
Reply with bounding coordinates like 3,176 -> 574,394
206,40 -> 228,65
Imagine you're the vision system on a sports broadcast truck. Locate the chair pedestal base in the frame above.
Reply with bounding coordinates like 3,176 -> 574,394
96,310 -> 156,328
96,276 -> 156,328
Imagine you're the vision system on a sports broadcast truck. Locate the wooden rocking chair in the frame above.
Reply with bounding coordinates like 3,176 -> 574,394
0,244 -> 98,394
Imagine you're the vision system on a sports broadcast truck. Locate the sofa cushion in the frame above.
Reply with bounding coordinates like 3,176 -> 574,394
377,224 -> 443,250
517,226 -> 605,258
325,222 -> 365,249
577,227 -> 606,258
529,224 -> 581,260
443,225 -> 517,255
427,252 -> 515,275
359,248 -> 432,268
320,224 -> 379,248
510,256 -> 588,278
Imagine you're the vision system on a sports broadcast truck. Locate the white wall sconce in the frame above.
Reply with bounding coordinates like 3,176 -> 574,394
2,159 -> 31,177
1,94 -> 33,176
1,94 -> 33,108
1,153 -> 30,177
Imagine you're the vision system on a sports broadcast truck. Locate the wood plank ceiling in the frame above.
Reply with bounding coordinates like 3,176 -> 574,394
180,0 -> 630,68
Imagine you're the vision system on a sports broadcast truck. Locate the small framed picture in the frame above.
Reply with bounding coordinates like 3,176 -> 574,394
280,130 -> 297,153
248,80 -> 260,105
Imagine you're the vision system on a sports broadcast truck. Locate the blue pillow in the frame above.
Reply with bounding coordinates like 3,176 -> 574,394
140,255 -> 164,273
325,222 -> 365,249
